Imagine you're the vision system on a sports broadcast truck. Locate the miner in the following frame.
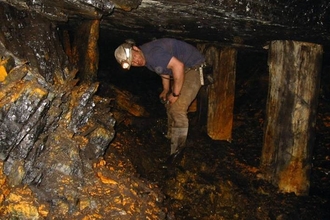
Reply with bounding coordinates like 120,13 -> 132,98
114,38 -> 205,167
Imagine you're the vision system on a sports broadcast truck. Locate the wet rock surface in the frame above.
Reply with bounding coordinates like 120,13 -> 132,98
0,35 -> 164,220
101,0 -> 330,49
2,0 -> 330,49
0,4 -> 165,219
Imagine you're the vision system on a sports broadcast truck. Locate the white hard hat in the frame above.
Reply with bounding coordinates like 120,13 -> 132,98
114,40 -> 135,70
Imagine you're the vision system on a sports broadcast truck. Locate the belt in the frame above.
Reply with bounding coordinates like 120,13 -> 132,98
185,62 -> 206,72
191,62 -> 206,71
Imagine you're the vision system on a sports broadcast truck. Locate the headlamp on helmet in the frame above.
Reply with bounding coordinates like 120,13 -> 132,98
114,39 -> 135,70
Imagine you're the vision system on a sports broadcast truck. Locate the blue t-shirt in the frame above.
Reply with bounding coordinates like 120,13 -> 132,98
139,38 -> 205,75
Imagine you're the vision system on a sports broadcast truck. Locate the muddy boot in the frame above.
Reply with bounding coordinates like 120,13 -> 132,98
162,127 -> 188,169
171,127 -> 188,154
163,147 -> 186,170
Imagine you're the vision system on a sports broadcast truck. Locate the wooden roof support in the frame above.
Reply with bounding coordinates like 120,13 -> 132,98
68,19 -> 100,83
199,45 -> 237,141
261,40 -> 323,196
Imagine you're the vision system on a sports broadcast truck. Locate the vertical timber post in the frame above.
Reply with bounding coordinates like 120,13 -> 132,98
203,46 -> 237,141
261,40 -> 323,195
62,30 -> 74,64
71,20 -> 100,83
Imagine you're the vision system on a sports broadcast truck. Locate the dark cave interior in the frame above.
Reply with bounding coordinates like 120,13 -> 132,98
0,0 -> 330,219
95,40 -> 330,219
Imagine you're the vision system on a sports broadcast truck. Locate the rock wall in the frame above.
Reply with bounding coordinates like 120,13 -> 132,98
0,1 -> 115,185
0,3 -> 165,219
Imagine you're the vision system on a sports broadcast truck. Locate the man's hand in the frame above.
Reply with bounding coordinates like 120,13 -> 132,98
159,89 -> 169,102
167,93 -> 179,104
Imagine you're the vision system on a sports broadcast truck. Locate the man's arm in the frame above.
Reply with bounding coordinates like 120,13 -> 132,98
159,74 -> 170,101
167,56 -> 185,103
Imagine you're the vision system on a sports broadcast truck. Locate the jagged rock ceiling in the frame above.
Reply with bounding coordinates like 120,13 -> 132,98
103,0 -> 330,50
2,0 -> 330,49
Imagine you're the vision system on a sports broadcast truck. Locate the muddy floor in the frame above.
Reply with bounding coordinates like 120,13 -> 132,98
97,52 -> 330,219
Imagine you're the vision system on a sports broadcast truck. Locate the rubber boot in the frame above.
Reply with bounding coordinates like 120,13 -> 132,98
170,127 -> 188,155
163,127 -> 188,169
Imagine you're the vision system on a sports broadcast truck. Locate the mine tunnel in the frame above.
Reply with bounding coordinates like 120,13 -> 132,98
0,0 -> 330,219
